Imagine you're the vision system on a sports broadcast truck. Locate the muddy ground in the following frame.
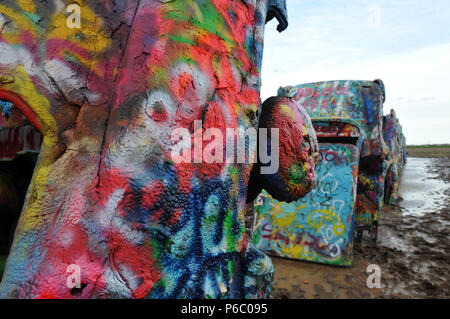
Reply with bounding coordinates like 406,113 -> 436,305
270,156 -> 450,299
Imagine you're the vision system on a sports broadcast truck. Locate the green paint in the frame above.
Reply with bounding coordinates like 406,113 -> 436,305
203,214 -> 218,224
23,12 -> 42,26
228,166 -> 239,177
165,2 -> 234,45
168,35 -> 196,45
251,228 -> 262,246
224,210 -> 236,252
176,57 -> 198,66
62,50 -> 83,66
149,67 -> 169,88
288,163 -> 306,185
228,260 -> 233,276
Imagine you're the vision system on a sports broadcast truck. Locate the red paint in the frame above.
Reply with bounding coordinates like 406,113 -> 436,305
0,90 -> 43,132
0,125 -> 42,159
142,180 -> 165,209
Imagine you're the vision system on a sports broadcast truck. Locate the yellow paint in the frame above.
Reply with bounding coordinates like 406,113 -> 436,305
280,104 -> 296,120
0,73 -> 15,84
307,208 -> 345,237
1,1 -> 111,77
17,0 -> 36,13
5,66 -> 58,137
0,5 -> 41,40
302,123 -> 308,136
47,2 -> 109,50
281,241 -> 303,257
20,161 -> 53,230
270,202 -> 303,228
46,2 -> 111,76
0,66 -> 59,231
358,174 -> 374,189
302,161 -> 309,174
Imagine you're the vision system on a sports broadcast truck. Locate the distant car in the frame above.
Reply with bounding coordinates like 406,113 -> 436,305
252,80 -> 389,266
383,109 -> 407,205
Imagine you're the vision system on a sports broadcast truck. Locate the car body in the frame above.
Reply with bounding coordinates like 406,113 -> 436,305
383,109 -> 407,205
252,79 -> 389,265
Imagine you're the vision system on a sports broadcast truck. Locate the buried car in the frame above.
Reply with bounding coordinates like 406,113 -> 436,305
0,0 -> 319,299
383,109 -> 407,205
252,80 -> 390,266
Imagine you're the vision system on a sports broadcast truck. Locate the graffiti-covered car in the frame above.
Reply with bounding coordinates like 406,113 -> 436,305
0,0 -> 321,299
252,80 -> 388,266
383,109 -> 407,205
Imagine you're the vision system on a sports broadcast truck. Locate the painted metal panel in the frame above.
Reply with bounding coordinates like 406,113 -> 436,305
252,143 -> 359,266
355,169 -> 385,226
278,80 -> 386,158
279,80 -> 389,231
383,109 -> 407,205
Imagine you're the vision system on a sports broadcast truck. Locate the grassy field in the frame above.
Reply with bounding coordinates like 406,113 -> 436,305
407,144 -> 450,158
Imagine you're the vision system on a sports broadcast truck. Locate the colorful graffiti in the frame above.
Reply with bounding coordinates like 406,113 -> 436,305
309,121 -> 360,138
355,158 -> 385,235
279,80 -> 387,233
252,79 -> 389,253
279,80 -> 386,158
0,98 -> 42,160
383,109 -> 407,205
252,144 -> 359,265
0,0 -> 322,299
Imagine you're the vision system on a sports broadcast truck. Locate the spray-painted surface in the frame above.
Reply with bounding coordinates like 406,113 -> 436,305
0,99 -> 42,160
355,164 -> 385,228
247,96 -> 318,204
383,109 -> 407,205
307,121 -> 360,138
279,80 -> 387,230
252,80 -> 387,265
0,124 -> 42,160
279,80 -> 386,158
252,144 -> 359,265
0,0 -> 324,299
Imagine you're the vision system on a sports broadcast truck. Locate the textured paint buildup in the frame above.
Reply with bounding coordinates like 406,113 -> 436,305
253,144 -> 358,265
0,0 -> 322,299
248,96 -> 318,203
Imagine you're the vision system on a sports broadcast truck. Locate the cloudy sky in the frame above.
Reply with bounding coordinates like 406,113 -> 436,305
260,0 -> 450,145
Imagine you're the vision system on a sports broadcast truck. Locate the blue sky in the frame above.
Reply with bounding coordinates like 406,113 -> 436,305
261,0 -> 450,145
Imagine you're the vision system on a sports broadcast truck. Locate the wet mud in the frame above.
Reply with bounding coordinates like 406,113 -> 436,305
270,157 -> 450,299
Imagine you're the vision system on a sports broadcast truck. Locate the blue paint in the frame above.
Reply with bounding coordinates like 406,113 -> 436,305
252,144 -> 359,266
0,99 -> 13,120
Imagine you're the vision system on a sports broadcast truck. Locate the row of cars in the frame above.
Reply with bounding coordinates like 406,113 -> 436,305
251,79 -> 407,266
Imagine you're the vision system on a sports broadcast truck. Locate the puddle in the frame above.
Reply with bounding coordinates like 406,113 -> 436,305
271,157 -> 450,299
378,226 -> 416,253
398,158 -> 450,217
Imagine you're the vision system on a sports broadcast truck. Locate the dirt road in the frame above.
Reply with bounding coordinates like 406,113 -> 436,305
270,157 -> 450,299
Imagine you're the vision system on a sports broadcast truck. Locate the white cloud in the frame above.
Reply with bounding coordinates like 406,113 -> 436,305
260,1 -> 450,145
